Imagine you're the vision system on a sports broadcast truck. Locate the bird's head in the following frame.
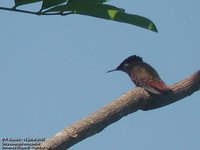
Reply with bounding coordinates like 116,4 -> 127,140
107,55 -> 143,74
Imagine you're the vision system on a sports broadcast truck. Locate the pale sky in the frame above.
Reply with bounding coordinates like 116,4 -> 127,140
0,0 -> 200,149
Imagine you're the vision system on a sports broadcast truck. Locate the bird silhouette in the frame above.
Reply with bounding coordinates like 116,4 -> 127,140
107,55 -> 172,95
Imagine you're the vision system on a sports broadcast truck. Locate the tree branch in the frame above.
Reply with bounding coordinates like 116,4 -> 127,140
36,70 -> 200,150
0,7 -> 73,16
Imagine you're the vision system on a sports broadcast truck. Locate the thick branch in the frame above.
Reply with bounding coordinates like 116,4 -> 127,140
36,70 -> 200,150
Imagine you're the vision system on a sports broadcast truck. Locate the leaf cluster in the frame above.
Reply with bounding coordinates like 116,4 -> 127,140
0,0 -> 158,32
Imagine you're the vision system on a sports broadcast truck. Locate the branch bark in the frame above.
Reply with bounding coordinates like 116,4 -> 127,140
36,70 -> 200,150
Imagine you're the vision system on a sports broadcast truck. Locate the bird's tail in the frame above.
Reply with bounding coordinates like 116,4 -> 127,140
143,80 -> 173,95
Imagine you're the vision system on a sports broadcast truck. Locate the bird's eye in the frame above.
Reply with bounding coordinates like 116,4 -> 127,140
124,63 -> 129,67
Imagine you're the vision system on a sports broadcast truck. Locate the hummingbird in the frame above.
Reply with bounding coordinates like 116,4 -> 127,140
107,55 -> 172,95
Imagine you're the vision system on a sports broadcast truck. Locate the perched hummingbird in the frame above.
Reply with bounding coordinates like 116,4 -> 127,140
107,55 -> 172,95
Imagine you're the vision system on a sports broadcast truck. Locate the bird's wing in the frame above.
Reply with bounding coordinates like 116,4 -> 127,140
140,78 -> 172,95
130,63 -> 172,95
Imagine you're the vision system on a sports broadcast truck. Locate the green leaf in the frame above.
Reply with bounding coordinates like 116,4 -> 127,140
41,0 -> 67,10
45,3 -> 157,32
78,10 -> 157,32
45,3 -> 124,12
14,0 -> 42,7
113,12 -> 157,32
67,0 -> 109,4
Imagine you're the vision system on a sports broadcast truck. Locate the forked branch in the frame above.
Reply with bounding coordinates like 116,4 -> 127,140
35,70 -> 200,150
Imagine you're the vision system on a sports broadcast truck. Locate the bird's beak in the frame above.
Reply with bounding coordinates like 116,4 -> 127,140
106,69 -> 118,73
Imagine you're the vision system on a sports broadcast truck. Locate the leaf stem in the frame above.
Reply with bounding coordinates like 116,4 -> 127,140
0,6 -> 73,16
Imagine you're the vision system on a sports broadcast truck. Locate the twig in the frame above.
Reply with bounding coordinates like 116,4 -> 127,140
0,7 -> 73,16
